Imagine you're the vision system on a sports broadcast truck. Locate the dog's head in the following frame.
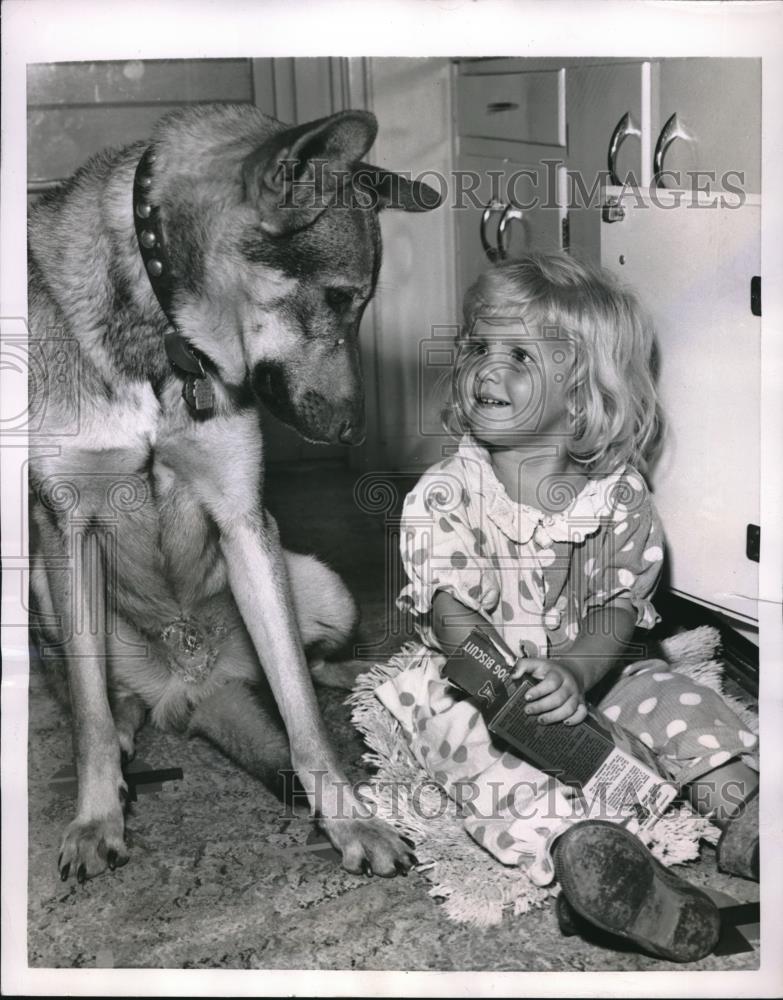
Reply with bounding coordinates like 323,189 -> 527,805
160,108 -> 442,445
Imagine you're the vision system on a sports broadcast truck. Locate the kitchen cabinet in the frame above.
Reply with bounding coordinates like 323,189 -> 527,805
453,58 -> 651,302
565,62 -> 647,265
454,152 -> 562,313
602,191 -> 760,626
454,57 -> 761,291
453,56 -> 762,630
652,58 -> 761,195
453,60 -> 566,311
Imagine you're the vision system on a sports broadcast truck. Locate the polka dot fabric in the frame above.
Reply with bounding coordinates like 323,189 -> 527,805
397,435 -> 663,659
599,663 -> 759,785
380,436 -> 760,883
376,650 -> 759,883
582,486 -> 664,630
375,651 -> 583,884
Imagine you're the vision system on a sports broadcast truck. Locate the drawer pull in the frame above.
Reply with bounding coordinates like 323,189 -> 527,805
480,200 -> 505,262
607,111 -> 641,187
653,112 -> 691,188
486,101 -> 519,113
497,204 -> 525,259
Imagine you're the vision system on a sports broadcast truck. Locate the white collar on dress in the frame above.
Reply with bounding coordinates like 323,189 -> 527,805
455,435 -> 640,546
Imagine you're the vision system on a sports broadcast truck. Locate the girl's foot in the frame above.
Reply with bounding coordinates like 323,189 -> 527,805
553,820 -> 721,963
716,787 -> 759,881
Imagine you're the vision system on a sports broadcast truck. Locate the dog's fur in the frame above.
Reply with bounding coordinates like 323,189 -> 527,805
28,103 -> 440,881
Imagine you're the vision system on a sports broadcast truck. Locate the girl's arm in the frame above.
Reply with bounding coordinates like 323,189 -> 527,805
433,589 -> 641,727
433,589 -> 638,690
554,601 -> 638,692
431,589 -> 505,654
521,601 -> 639,725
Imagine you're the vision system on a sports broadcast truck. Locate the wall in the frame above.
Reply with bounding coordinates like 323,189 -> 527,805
367,58 -> 457,472
27,59 -> 257,186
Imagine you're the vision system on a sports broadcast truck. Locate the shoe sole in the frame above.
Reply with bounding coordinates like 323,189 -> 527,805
554,820 -> 721,963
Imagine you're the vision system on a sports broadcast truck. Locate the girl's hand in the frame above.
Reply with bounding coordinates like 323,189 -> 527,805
515,658 -> 587,726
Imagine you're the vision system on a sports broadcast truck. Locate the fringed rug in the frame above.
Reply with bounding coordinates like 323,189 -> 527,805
349,626 -> 758,928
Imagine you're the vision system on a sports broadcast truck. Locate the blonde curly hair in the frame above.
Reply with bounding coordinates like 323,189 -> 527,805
448,252 -> 663,474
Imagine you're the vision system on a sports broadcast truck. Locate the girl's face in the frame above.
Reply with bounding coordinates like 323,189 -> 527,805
454,318 -> 576,448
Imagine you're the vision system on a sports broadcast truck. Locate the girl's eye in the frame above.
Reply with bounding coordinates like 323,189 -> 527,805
470,342 -> 488,357
511,347 -> 529,363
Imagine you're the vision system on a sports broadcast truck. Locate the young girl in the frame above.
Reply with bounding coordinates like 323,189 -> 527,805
376,253 -> 759,963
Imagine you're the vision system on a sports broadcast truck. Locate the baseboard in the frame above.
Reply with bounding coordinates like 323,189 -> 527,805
653,592 -> 759,698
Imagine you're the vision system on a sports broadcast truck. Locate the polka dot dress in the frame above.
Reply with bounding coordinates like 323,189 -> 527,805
377,435 -> 759,883
398,435 -> 664,660
599,662 -> 759,785
375,650 -> 584,885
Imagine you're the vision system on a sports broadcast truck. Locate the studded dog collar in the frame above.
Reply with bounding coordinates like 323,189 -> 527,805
133,147 -> 215,414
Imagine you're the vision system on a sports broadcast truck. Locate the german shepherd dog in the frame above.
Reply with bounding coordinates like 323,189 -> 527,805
28,103 -> 441,882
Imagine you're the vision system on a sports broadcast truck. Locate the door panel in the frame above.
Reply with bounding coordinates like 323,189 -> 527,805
455,152 -> 562,314
566,62 -> 644,266
601,191 -> 760,623
654,58 -> 761,195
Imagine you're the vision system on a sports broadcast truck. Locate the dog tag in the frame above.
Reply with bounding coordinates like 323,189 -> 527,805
183,374 -> 215,413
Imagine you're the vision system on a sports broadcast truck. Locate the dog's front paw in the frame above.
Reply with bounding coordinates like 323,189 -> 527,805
58,808 -> 129,883
321,815 -> 417,878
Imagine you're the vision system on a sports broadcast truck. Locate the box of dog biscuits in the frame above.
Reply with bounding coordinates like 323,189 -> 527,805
442,628 -> 678,831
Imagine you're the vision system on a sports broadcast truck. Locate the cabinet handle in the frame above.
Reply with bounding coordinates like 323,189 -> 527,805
497,204 -> 525,259
607,111 -> 641,187
486,101 -> 519,113
480,200 -> 505,262
653,112 -> 690,188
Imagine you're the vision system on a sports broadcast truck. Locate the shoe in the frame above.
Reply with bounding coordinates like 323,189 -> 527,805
717,787 -> 759,881
555,892 -> 583,937
553,820 -> 721,963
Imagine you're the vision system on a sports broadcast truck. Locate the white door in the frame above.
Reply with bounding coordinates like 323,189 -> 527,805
602,190 -> 760,625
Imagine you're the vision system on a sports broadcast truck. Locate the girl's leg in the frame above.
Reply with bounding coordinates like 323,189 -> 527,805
599,660 -> 759,879
374,654 -> 583,883
598,660 -> 758,804
552,820 -> 721,962
378,653 -> 723,957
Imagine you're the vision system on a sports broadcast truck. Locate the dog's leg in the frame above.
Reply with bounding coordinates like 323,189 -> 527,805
283,550 -> 368,689
48,530 -> 129,881
309,659 -> 371,691
284,550 -> 358,653
160,417 -> 414,876
188,678 -> 292,798
220,512 -> 413,875
108,688 -> 147,763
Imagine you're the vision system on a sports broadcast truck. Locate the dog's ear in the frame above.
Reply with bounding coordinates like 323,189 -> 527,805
352,163 -> 444,212
243,110 -> 378,236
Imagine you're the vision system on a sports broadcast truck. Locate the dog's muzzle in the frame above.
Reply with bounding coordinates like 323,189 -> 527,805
253,364 -> 365,445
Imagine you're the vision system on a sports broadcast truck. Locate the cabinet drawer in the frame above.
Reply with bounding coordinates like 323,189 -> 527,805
457,69 -> 563,146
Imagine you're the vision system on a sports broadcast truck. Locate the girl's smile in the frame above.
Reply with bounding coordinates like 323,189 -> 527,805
456,319 -> 575,446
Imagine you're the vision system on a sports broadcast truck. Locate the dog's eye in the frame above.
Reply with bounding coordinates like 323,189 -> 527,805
325,287 -> 355,312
